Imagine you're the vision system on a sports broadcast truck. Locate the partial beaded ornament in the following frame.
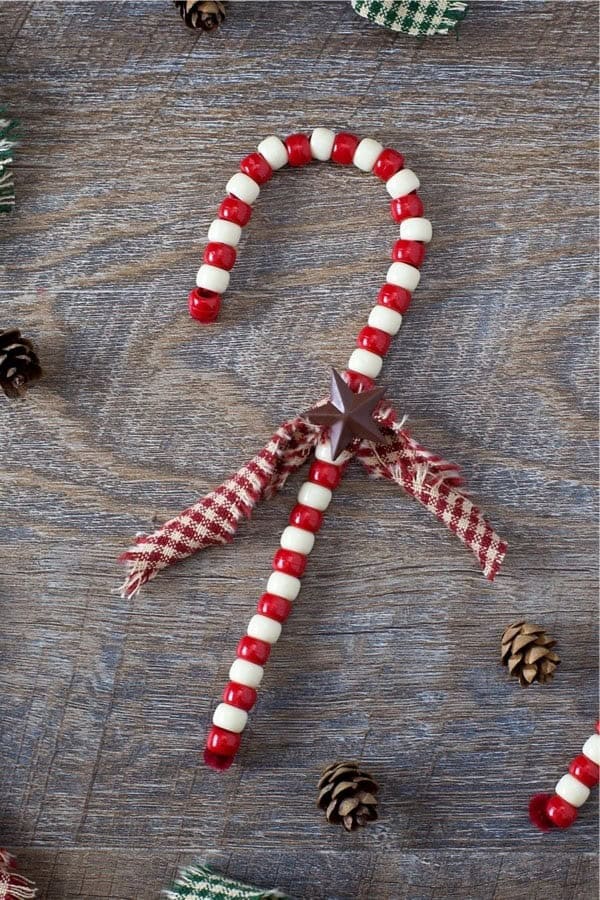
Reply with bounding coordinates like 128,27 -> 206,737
529,721 -> 600,830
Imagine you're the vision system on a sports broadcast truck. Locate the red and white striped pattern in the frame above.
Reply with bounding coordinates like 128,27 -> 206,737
530,721 -> 600,830
205,430 -> 345,769
188,128 -> 430,347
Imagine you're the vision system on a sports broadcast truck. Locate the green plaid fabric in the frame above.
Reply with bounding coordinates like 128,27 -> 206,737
0,109 -> 18,214
165,863 -> 287,900
351,0 -> 468,35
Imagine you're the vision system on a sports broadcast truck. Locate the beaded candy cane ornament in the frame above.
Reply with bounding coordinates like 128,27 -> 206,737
120,129 -> 507,771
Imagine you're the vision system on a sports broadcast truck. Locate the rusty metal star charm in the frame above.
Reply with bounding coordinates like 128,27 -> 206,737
304,368 -> 387,460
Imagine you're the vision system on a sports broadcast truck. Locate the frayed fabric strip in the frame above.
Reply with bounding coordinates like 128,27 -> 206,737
119,414 -> 321,598
164,862 -> 287,900
0,849 -> 37,900
351,0 -> 468,35
356,406 -> 507,581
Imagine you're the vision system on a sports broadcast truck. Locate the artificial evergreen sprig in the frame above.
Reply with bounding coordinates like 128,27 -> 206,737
0,108 -> 19,213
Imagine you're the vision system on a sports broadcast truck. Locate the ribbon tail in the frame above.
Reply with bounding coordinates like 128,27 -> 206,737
358,405 -> 507,580
0,850 -> 37,899
407,477 -> 506,580
118,415 -> 319,599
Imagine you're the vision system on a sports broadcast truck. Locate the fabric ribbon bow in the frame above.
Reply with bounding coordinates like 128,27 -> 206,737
119,401 -> 506,598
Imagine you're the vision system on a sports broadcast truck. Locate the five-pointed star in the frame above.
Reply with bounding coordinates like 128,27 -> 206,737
304,368 -> 387,460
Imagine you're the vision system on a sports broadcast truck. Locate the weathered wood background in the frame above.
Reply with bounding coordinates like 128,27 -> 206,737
0,2 -> 598,898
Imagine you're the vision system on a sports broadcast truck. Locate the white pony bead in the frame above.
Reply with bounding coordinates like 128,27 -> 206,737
266,571 -> 301,600
297,481 -> 332,511
208,218 -> 242,247
257,135 -> 288,170
248,614 -> 283,644
368,305 -> 403,335
582,734 -> 600,765
310,127 -> 335,161
555,773 -> 590,808
387,261 -> 420,292
353,138 -> 383,172
196,264 -> 230,293
348,348 -> 383,379
400,217 -> 433,243
226,172 -> 260,205
314,438 -> 347,465
280,525 -> 315,555
229,658 -> 264,688
213,702 -> 248,733
386,168 -> 420,199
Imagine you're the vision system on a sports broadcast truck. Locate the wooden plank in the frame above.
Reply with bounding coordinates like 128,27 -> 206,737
11,849 -> 600,900
0,1 -> 597,897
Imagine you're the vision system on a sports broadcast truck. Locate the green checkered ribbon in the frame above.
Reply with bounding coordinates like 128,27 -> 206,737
165,863 -> 287,900
0,109 -> 18,214
351,0 -> 468,35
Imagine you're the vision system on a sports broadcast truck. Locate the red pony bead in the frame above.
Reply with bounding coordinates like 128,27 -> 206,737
203,242 -> 237,271
218,195 -> 252,226
257,592 -> 293,622
331,132 -> 360,164
372,148 -> 405,181
308,460 -> 342,490
205,724 -> 241,757
529,793 -> 553,831
188,287 -> 221,323
342,370 -> 375,393
237,635 -> 271,666
392,239 -> 426,268
222,680 -> 258,711
285,133 -> 311,166
204,748 -> 235,771
240,152 -> 273,184
357,326 -> 391,356
390,192 -> 424,223
569,754 -> 600,788
273,548 -> 306,577
545,794 -> 578,828
377,283 -> 412,314
289,504 -> 323,532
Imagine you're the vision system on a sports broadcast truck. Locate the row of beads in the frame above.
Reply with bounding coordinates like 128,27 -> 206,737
204,437 -> 345,770
188,129 -> 432,388
199,133 -> 429,768
530,721 -> 600,829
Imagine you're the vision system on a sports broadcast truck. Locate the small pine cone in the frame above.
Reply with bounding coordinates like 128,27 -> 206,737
174,0 -> 225,31
501,621 -> 560,687
0,328 -> 42,399
317,761 -> 379,832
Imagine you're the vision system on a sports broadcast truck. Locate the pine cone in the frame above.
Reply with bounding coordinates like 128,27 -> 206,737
501,621 -> 560,687
317,761 -> 379,831
0,328 -> 42,399
174,1 -> 225,31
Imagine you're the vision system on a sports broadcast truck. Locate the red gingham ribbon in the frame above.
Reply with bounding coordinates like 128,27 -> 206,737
357,404 -> 507,581
119,403 -> 506,598
119,415 -> 321,598
0,850 -> 36,900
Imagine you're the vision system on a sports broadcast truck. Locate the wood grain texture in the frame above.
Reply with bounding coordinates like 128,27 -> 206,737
0,2 -> 597,898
